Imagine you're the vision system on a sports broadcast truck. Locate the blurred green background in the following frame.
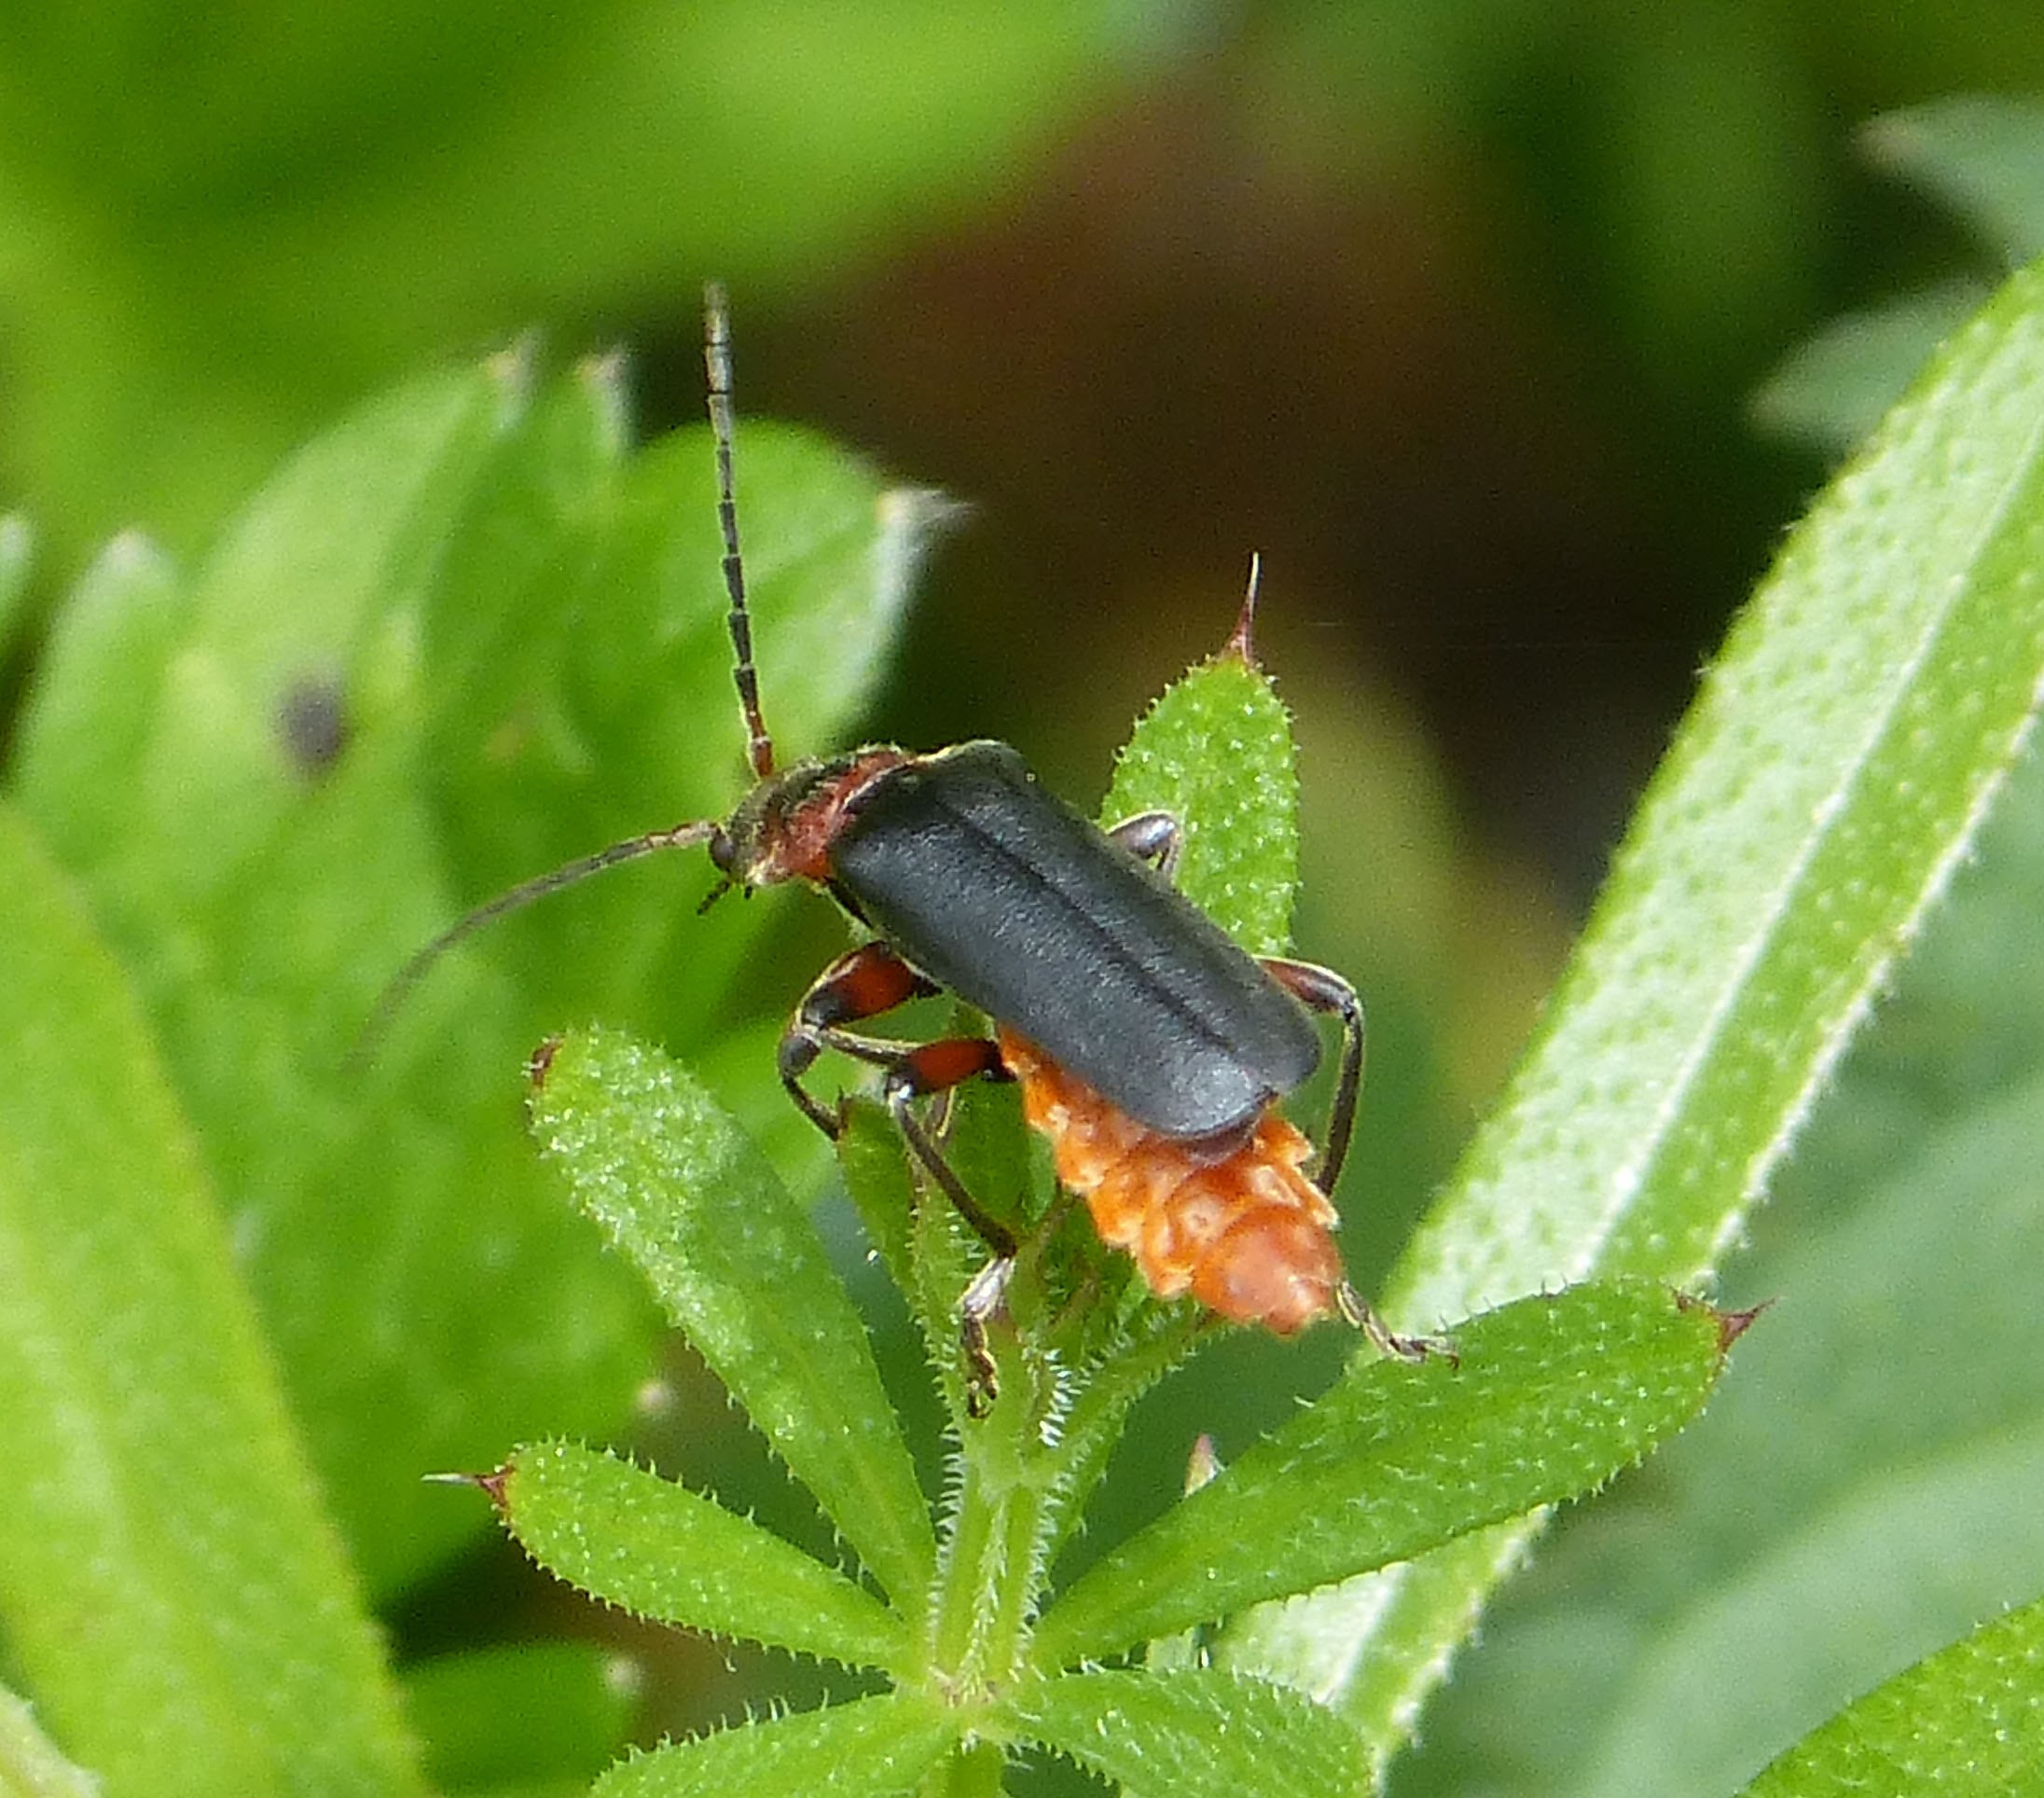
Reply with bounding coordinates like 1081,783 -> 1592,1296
5,3 -> 2044,1791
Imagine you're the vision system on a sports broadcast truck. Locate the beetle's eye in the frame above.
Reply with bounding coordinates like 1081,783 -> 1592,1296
708,827 -> 737,874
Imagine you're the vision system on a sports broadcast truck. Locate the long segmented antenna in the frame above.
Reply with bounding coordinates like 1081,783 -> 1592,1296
351,821 -> 721,1067
703,281 -> 775,781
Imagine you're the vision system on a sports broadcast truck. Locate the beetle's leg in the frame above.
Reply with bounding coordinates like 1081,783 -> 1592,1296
1337,1282 -> 1453,1366
782,952 -> 1018,1252
780,946 -> 1024,1413
875,1040 -> 1024,1422
1107,809 -> 1182,880
778,942 -> 943,1135
1259,960 -> 1446,1365
878,1040 -> 1021,1259
1259,957 -> 1366,1194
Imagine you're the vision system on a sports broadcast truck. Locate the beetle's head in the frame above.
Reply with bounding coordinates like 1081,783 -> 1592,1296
708,753 -> 888,894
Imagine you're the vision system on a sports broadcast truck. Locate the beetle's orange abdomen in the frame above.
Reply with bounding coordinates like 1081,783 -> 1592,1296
998,1029 -> 1343,1335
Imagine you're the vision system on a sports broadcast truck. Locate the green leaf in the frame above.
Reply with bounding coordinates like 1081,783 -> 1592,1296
1029,1279 -> 1731,1670
588,1692 -> 956,1798
1738,1592 -> 2044,1796
0,804 -> 421,1798
401,1639 -> 633,1793
528,1027 -> 935,1608
835,1098 -> 921,1309
0,1679 -> 101,1798
1000,1667 -> 1368,1798
1755,99 -> 2044,458
1264,259 -> 2044,1763
0,514 -> 31,661
1860,97 -> 2044,268
499,1442 -> 913,1671
1749,283 -> 1986,457
1428,1055 -> 2044,1791
1102,634 -> 1301,953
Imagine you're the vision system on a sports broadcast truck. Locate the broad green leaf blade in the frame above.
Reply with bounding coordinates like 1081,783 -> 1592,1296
1103,638 -> 1302,952
0,1679 -> 101,1798
529,1027 -> 935,1607
1860,97 -> 2044,268
1272,257 -> 2044,1765
1001,1667 -> 1368,1798
1738,1592 -> 2044,1796
0,805 -> 421,1798
1029,1279 -> 1728,1670
402,1639 -> 633,1794
589,1693 -> 956,1798
500,1442 -> 913,1670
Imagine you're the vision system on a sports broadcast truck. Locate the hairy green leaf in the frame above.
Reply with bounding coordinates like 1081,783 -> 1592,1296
501,1442 -> 912,1670
1739,1592 -> 2044,1796
529,1027 -> 934,1607
1001,1667 -> 1368,1798
1103,634 -> 1301,953
589,1692 -> 956,1798
0,1679 -> 101,1798
1031,1279 -> 1730,1670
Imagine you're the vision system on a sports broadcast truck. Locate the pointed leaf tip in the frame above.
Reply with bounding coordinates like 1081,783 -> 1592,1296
527,1034 -> 563,1086
422,1467 -> 510,1511
1222,553 -> 1263,665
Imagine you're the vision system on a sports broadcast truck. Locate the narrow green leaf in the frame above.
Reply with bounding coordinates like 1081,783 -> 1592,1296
589,1693 -> 956,1798
836,1098 -> 920,1309
0,805 -> 421,1798
1030,1279 -> 1729,1669
1861,97 -> 2044,267
0,1679 -> 101,1798
1750,283 -> 1986,457
1739,1592 -> 2044,1796
402,1639 -> 633,1793
1278,256 -> 2044,1762
529,1026 -> 935,1608
501,1442 -> 912,1670
1102,637 -> 1301,952
1000,1667 -> 1368,1798
11,530 -> 189,878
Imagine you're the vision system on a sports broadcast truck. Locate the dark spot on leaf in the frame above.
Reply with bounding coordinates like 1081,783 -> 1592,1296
277,673 -> 349,776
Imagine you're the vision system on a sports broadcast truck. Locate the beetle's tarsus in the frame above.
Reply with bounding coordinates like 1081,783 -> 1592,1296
1338,1282 -> 1455,1365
